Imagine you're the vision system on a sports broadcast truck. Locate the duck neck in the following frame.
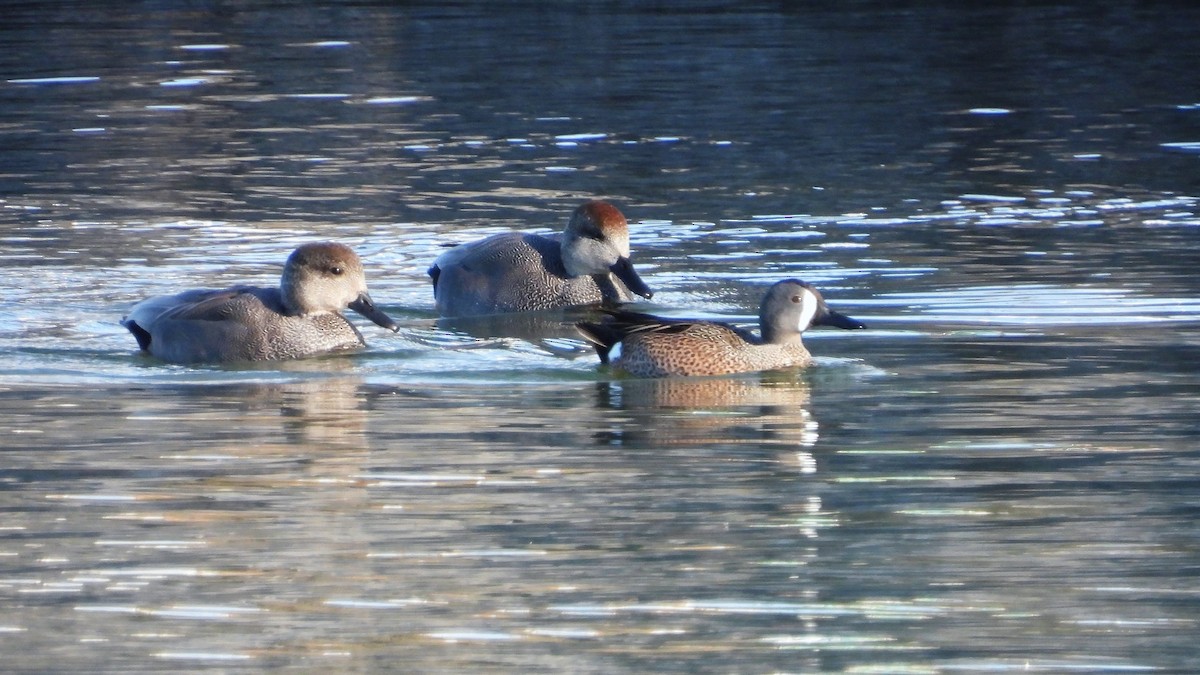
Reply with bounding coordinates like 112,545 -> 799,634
279,273 -> 307,316
760,320 -> 802,346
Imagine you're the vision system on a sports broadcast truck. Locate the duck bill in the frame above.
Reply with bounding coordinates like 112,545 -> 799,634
609,257 -> 654,300
816,308 -> 866,330
349,292 -> 399,332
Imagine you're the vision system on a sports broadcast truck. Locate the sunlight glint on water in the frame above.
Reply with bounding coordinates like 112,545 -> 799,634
1,2 -> 1198,672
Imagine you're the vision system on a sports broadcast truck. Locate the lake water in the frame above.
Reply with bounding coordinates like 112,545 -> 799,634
3,1 -> 1199,672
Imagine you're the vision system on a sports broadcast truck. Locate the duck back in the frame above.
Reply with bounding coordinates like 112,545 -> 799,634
431,232 -> 635,316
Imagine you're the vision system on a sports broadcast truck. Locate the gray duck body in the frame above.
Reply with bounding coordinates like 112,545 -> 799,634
122,242 -> 397,364
429,200 -> 653,317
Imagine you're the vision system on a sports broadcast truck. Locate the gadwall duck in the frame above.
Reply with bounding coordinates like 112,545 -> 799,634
576,279 -> 864,377
122,242 -> 398,363
428,200 -> 653,317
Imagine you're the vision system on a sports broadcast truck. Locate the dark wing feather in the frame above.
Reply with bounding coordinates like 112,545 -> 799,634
576,308 -> 761,362
598,307 -> 760,343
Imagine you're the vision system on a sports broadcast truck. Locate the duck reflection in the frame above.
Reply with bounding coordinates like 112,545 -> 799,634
111,377 -> 377,612
435,304 -> 610,345
591,370 -> 820,466
122,374 -> 371,453
597,370 -> 814,410
269,377 -> 370,450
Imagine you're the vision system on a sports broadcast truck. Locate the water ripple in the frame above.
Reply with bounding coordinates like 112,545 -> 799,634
863,284 -> 1200,326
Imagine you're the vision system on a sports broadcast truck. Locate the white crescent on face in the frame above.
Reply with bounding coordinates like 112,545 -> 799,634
796,288 -> 820,333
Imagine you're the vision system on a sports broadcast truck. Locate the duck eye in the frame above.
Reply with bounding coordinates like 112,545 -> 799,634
330,266 -> 344,275
791,295 -> 802,303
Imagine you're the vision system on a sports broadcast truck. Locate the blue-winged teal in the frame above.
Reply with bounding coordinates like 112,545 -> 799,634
428,200 -> 653,317
122,242 -> 398,364
576,279 -> 864,377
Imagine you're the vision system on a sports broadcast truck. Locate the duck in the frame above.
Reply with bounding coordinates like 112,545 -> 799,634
576,279 -> 864,377
428,200 -> 653,317
121,242 -> 398,364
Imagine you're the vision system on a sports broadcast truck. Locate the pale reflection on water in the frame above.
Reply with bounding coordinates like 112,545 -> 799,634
2,378 -> 843,671
4,342 -> 1198,671
3,0 -> 1200,672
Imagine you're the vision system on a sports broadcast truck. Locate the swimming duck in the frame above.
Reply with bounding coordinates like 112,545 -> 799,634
121,242 -> 398,364
428,200 -> 653,317
576,279 -> 864,377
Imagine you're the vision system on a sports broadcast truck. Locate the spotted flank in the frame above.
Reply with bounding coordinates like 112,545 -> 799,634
576,279 -> 864,378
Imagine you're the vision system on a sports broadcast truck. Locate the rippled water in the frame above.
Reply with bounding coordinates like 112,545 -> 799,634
3,2 -> 1199,672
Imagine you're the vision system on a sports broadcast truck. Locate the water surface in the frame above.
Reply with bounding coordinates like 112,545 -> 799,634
2,2 -> 1199,672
